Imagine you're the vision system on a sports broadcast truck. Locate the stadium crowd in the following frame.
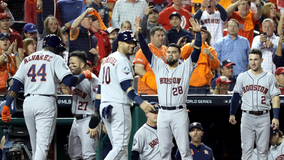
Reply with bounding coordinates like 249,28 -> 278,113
0,0 -> 284,159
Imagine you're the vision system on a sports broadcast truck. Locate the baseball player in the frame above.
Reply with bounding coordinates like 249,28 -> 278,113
89,30 -> 154,160
175,122 -> 215,160
194,0 -> 227,46
268,126 -> 284,160
68,51 -> 101,160
131,102 -> 161,160
1,34 -> 92,160
229,48 -> 281,160
135,17 -> 202,160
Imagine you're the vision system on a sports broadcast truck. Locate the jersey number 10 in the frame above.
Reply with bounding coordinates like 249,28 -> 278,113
102,66 -> 111,84
27,64 -> 47,82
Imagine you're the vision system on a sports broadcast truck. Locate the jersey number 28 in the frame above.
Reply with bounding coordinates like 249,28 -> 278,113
27,64 -> 47,82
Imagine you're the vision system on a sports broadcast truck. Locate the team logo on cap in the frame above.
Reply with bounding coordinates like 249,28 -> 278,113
192,122 -> 198,126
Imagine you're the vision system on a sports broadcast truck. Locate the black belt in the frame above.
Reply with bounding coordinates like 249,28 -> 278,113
74,114 -> 92,120
243,110 -> 269,116
159,105 -> 184,110
26,94 -> 53,97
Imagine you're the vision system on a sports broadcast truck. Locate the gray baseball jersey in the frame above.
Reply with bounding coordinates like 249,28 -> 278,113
269,140 -> 284,160
233,70 -> 281,111
132,124 -> 161,160
199,11 -> 225,46
99,51 -> 134,105
150,54 -> 195,106
71,73 -> 99,115
14,50 -> 72,96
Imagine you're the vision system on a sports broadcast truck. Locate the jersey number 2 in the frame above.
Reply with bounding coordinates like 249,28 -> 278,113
27,64 -> 47,82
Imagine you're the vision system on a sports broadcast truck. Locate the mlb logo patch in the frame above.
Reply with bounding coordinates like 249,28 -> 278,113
122,67 -> 131,75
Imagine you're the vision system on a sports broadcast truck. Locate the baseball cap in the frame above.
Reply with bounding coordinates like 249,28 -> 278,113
275,67 -> 284,76
43,34 -> 66,52
0,32 -> 10,40
150,6 -> 159,13
85,14 -> 96,21
270,125 -> 279,138
195,3 -> 201,8
0,12 -> 10,20
117,30 -> 137,42
189,122 -> 203,131
221,59 -> 236,67
107,27 -> 120,34
201,26 -> 210,34
169,12 -> 181,20
216,76 -> 232,85
86,60 -> 93,68
149,102 -> 159,113
24,23 -> 37,33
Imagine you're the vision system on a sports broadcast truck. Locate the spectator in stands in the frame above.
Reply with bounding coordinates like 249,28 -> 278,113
273,35 -> 284,68
0,13 -> 23,59
91,17 -> 111,76
275,67 -> 284,95
214,19 -> 250,76
141,4 -> 168,45
167,12 -> 193,44
252,18 -> 279,74
194,0 -> 227,46
0,1 -> 15,26
70,8 -> 98,66
213,76 -> 232,94
21,23 -> 37,41
260,3 -> 280,35
86,60 -> 93,73
175,122 -> 214,160
57,0 -> 86,28
107,27 -> 119,45
0,33 -> 20,93
25,0 -> 37,24
111,0 -> 147,32
23,38 -> 36,58
194,3 -> 201,13
86,0 -> 109,27
227,0 -> 262,46
112,21 -> 132,52
133,26 -> 167,95
277,12 -> 284,38
158,0 -> 192,31
211,59 -> 236,91
181,26 -> 219,94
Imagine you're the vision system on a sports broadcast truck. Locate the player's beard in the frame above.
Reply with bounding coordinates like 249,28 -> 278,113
167,58 -> 178,66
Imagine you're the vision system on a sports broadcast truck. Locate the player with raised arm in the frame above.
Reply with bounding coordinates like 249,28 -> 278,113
135,17 -> 202,160
229,48 -> 281,160
89,30 -> 155,160
68,51 -> 101,160
1,34 -> 92,160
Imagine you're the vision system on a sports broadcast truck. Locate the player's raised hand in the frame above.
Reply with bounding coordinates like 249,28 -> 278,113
37,0 -> 43,9
140,101 -> 155,113
83,70 -> 92,79
135,17 -> 142,33
1,105 -> 11,123
229,115 -> 237,125
272,118 -> 279,130
1,1 -> 8,11
86,127 -> 98,138
13,39 -> 18,54
189,18 -> 201,33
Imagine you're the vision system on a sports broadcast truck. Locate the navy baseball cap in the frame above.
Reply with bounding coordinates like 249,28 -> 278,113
24,23 -> 37,33
117,30 -> 137,42
0,32 -> 10,40
85,14 -> 96,21
221,59 -> 236,67
149,102 -> 159,113
270,125 -> 280,138
169,12 -> 181,20
43,34 -> 66,52
189,122 -> 203,131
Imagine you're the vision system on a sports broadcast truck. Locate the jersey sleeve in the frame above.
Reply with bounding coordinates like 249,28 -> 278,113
54,56 -> 72,81
131,132 -> 144,153
233,73 -> 244,95
268,74 -> 281,97
116,59 -> 134,83
149,54 -> 167,74
13,61 -> 25,84
133,49 -> 147,66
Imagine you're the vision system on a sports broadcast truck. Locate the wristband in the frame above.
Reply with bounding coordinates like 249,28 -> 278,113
273,108 -> 280,119
128,89 -> 144,105
94,99 -> 101,111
